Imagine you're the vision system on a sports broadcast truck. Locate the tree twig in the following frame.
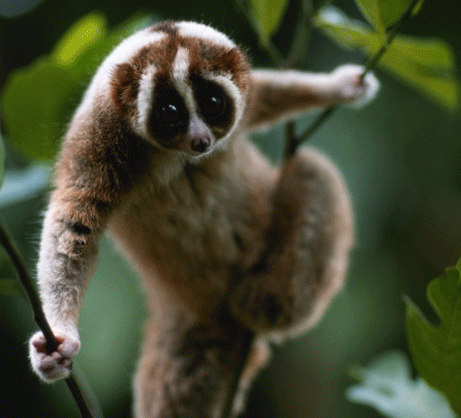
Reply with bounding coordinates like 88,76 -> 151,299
220,328 -> 254,418
361,0 -> 422,81
290,0 -> 423,153
0,218 -> 101,418
220,2 -> 318,418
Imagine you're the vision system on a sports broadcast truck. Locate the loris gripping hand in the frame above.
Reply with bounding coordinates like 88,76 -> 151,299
29,331 -> 80,382
28,20 -> 378,418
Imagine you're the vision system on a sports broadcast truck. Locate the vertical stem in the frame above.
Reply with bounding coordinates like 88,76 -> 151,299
0,219 -> 100,418
220,328 -> 254,418
296,105 -> 337,144
284,120 -> 298,160
222,2 -> 316,418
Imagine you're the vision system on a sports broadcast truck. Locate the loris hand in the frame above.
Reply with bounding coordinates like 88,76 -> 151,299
330,64 -> 380,107
29,331 -> 80,382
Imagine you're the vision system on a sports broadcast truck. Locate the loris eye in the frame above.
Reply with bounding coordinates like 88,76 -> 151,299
201,91 -> 227,121
195,81 -> 230,125
159,103 -> 183,127
151,86 -> 189,141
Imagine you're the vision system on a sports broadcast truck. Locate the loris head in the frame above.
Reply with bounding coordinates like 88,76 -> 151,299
99,21 -> 250,156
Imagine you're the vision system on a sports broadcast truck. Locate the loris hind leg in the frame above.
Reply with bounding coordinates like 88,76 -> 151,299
133,309 -> 265,418
230,148 -> 354,337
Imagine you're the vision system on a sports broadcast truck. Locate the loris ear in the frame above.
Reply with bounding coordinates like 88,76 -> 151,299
110,63 -> 140,114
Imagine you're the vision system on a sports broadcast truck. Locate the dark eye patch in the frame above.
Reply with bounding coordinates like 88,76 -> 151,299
192,77 -> 234,131
150,80 -> 189,143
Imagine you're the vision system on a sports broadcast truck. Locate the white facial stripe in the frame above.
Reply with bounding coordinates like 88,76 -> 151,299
172,47 -> 197,118
136,66 -> 157,137
172,47 -> 190,83
177,21 -> 235,49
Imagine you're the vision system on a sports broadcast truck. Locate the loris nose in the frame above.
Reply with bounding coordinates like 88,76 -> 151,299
190,135 -> 211,153
188,118 -> 212,154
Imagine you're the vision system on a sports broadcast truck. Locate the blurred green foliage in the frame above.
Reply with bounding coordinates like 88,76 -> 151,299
406,260 -> 461,415
1,12 -> 152,161
353,0 -> 424,32
247,0 -> 290,43
314,6 -> 458,110
0,0 -> 460,418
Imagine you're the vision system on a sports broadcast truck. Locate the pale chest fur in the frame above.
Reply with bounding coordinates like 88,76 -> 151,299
108,138 -> 274,314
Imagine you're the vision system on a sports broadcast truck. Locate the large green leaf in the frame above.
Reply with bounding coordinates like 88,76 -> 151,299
353,0 -> 424,32
315,7 -> 459,110
0,126 -> 5,186
52,12 -> 107,69
405,260 -> 461,415
1,13 -> 152,162
0,279 -> 22,296
54,12 -> 153,79
1,59 -> 81,161
315,7 -> 381,49
377,41 -> 459,111
0,247 -> 23,297
248,0 -> 290,43
346,351 -> 456,418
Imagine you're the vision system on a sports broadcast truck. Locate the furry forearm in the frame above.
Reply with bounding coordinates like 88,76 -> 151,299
245,66 -> 379,129
36,194 -> 107,336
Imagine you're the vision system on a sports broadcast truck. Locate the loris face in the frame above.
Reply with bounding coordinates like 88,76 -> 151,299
110,21 -> 250,156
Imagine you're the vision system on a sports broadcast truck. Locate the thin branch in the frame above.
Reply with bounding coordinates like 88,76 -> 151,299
0,218 -> 101,418
295,105 -> 337,145
221,2 -> 317,417
361,0 -> 422,80
220,328 -> 254,418
292,0 -> 423,151
284,120 -> 298,159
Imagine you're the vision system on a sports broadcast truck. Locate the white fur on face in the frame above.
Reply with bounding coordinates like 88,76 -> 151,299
136,66 -> 157,137
171,47 -> 197,118
76,29 -> 166,118
176,21 -> 235,49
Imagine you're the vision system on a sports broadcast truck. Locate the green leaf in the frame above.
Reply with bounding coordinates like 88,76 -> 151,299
0,127 -> 5,186
378,40 -> 459,111
315,7 -> 459,111
1,59 -> 81,161
315,7 -> 382,50
249,0 -> 290,43
52,13 -> 107,68
61,12 -> 153,79
354,0 -> 425,32
0,279 -> 22,296
405,260 -> 461,415
1,13 -> 153,163
347,351 -> 456,418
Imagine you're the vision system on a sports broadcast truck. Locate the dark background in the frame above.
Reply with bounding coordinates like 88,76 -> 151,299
0,0 -> 460,417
